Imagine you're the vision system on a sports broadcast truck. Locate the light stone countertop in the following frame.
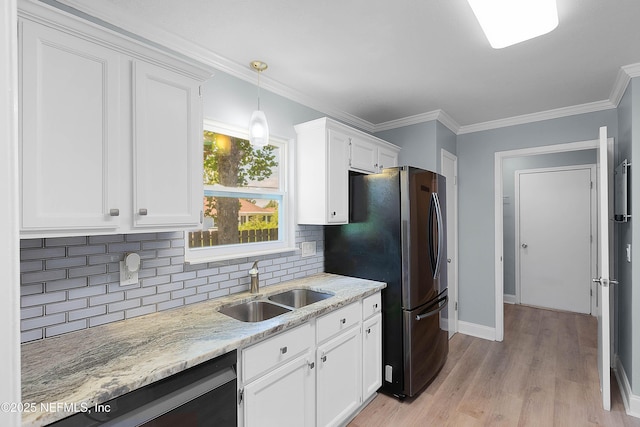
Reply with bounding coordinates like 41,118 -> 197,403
21,273 -> 386,426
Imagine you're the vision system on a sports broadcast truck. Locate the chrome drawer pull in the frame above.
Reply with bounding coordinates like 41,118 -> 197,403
109,208 -> 120,217
367,328 -> 371,334
340,318 -> 346,324
280,346 -> 287,354
321,355 -> 327,363
308,361 -> 315,369
139,208 -> 148,216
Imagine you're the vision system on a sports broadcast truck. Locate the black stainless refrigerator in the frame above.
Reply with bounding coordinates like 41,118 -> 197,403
324,166 -> 448,398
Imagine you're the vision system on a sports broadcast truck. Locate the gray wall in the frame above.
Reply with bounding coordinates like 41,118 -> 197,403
374,120 -> 456,173
616,78 -> 639,393
375,121 -> 438,171
456,110 -> 618,328
502,150 -> 597,296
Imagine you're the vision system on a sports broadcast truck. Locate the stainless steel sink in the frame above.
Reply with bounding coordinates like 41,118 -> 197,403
268,288 -> 334,308
218,300 -> 292,322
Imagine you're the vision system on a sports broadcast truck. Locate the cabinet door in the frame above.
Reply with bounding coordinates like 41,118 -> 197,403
362,313 -> 382,400
326,129 -> 349,224
243,353 -> 315,427
20,20 -> 120,232
132,61 -> 202,228
377,146 -> 398,171
349,136 -> 377,173
317,325 -> 361,427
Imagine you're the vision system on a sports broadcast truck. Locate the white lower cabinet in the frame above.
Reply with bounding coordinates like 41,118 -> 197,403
239,292 -> 383,427
362,313 -> 382,400
316,325 -> 361,427
243,352 -> 315,427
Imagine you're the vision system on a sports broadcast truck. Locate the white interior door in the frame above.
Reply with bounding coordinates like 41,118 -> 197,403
517,166 -> 594,314
441,150 -> 458,338
595,126 -> 614,411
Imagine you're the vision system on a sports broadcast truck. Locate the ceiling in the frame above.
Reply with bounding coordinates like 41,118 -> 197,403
54,0 -> 640,133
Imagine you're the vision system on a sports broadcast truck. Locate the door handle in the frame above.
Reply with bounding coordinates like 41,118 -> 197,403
521,243 -> 528,248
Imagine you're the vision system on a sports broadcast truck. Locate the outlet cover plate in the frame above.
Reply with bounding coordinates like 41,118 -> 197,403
301,241 -> 316,258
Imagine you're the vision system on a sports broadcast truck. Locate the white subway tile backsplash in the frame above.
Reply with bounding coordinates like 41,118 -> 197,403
19,227 -> 325,343
89,312 -> 124,327
46,277 -> 87,292
45,319 -> 87,337
21,291 -> 65,307
22,269 -> 66,284
45,298 -> 88,314
68,305 -> 106,321
157,299 -> 183,311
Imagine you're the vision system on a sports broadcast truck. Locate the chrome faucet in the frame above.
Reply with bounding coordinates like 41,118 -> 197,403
249,261 -> 259,293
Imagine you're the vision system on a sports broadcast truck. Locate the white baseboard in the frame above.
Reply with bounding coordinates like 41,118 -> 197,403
458,320 -> 496,341
614,354 -> 640,418
503,294 -> 517,304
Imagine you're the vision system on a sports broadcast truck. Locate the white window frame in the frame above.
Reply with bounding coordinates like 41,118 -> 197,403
185,120 -> 296,263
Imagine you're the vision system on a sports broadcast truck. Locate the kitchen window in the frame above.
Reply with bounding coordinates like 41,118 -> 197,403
185,120 -> 295,263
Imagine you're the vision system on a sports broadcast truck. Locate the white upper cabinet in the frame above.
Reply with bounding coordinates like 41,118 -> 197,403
349,136 -> 399,173
295,117 -> 400,225
18,1 -> 211,237
132,61 -> 202,228
20,19 -> 121,232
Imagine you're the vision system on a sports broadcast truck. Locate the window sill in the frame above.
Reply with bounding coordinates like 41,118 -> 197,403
185,245 -> 299,265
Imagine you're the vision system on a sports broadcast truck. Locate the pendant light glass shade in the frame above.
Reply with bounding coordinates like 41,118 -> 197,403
249,109 -> 269,147
467,0 -> 558,49
249,60 -> 269,147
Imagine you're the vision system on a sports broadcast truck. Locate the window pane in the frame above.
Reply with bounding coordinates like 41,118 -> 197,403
203,131 -> 280,190
188,196 -> 280,248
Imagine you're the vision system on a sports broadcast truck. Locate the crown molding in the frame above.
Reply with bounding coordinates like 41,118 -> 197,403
610,63 -> 640,107
457,99 -> 616,135
373,109 -> 460,134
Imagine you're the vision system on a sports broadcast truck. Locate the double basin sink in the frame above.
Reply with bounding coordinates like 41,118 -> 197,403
218,288 -> 334,323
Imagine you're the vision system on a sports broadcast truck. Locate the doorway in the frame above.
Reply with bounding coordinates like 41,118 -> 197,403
515,165 -> 596,314
493,138 -> 599,341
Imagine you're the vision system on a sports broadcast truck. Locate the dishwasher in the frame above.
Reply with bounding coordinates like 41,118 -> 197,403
51,350 -> 237,427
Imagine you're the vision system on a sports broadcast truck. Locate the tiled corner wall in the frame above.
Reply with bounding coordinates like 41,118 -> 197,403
19,225 -> 324,343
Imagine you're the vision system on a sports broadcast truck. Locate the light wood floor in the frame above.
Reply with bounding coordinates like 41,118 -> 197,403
349,304 -> 640,427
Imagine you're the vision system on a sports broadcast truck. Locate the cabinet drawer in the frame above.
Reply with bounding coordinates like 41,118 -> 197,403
317,302 -> 360,343
242,323 -> 312,383
362,292 -> 381,320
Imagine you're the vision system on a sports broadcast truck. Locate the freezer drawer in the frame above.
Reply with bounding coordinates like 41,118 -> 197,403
402,293 -> 448,397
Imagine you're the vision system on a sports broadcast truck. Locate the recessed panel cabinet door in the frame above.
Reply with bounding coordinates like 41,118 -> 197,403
326,129 -> 349,224
362,313 -> 382,400
132,61 -> 201,228
317,326 -> 362,427
20,20 -> 120,231
243,353 -> 315,427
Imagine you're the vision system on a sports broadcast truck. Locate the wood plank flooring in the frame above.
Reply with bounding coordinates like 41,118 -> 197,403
349,304 -> 640,427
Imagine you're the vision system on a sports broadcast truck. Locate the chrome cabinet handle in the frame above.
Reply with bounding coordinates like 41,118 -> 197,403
109,208 -> 120,217
321,355 -> 327,363
280,346 -> 287,354
521,243 -> 528,248
308,361 -> 315,369
366,328 -> 371,334
139,208 -> 148,216
340,318 -> 346,324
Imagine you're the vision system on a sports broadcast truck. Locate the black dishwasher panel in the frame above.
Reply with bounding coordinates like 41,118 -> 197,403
51,350 -> 237,427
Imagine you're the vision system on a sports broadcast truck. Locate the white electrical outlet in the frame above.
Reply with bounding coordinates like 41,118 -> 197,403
120,253 -> 141,286
301,241 -> 317,257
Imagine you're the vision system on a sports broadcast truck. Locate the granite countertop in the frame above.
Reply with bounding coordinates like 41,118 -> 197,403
21,273 -> 385,426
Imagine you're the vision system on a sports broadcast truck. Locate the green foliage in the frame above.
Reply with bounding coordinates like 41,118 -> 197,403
203,131 -> 277,186
238,208 -> 278,231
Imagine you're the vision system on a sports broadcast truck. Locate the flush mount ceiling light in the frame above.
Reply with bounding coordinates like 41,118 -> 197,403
249,60 -> 269,147
467,0 -> 558,49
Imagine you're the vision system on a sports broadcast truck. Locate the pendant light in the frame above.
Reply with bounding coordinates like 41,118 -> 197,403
249,60 -> 269,147
467,0 -> 558,49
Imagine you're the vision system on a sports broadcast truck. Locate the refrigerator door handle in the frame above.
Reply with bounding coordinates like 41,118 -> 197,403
415,293 -> 449,321
429,193 -> 444,279
428,194 -> 437,277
